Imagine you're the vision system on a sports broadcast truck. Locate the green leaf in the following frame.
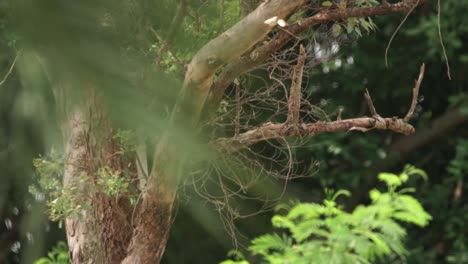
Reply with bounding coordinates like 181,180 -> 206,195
332,24 -> 342,38
378,172 -> 402,188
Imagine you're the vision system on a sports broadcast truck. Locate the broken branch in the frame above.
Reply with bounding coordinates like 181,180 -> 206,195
286,45 -> 306,126
404,63 -> 425,122
364,88 -> 378,116
212,62 -> 425,153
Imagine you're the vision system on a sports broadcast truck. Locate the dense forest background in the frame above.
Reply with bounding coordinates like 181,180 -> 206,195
0,0 -> 467,263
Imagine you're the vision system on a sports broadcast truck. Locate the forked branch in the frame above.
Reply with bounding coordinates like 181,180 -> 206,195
212,63 -> 426,153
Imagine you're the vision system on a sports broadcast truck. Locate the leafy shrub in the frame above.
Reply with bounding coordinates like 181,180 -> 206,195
34,241 -> 69,264
222,166 -> 431,264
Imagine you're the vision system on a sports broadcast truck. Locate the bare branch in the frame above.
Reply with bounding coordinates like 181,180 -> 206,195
212,117 -> 415,153
286,45 -> 306,126
235,79 -> 241,136
155,0 -> 186,66
150,27 -> 185,70
385,0 -> 419,67
437,0 -> 451,80
404,63 -> 425,122
364,88 -> 378,116
0,50 -> 21,87
212,62 -> 426,153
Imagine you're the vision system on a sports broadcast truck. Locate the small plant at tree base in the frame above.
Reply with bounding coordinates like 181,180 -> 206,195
222,165 -> 431,264
34,241 -> 69,264
113,129 -> 137,155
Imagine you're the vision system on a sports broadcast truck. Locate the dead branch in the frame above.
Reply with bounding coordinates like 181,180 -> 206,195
208,0 -> 424,109
364,88 -> 378,116
385,0 -> 419,67
212,62 -> 426,153
404,63 -> 425,122
437,0 -> 451,80
212,117 -> 415,153
286,45 -> 306,126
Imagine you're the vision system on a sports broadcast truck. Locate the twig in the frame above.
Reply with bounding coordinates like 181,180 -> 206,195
453,179 -> 463,201
287,45 -> 306,126
404,63 -> 425,122
437,0 -> 451,80
150,27 -> 185,70
234,79 -> 241,136
0,50 -> 21,86
155,0 -> 186,66
385,0 -> 419,67
364,88 -> 378,116
337,107 -> 343,120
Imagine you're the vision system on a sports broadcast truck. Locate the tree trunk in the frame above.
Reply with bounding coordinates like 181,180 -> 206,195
61,95 -> 135,263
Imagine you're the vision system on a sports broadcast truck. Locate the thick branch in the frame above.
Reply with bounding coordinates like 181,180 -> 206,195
181,0 -> 305,121
213,117 -> 415,153
287,44 -> 306,126
209,0 -> 423,108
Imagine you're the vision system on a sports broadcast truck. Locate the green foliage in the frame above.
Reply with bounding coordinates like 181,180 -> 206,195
113,129 -> 137,154
30,149 -> 139,221
220,251 -> 249,264
34,241 -> 69,264
448,139 -> 468,180
30,153 -> 91,222
222,167 -> 431,264
30,153 -> 63,196
96,166 -> 139,205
